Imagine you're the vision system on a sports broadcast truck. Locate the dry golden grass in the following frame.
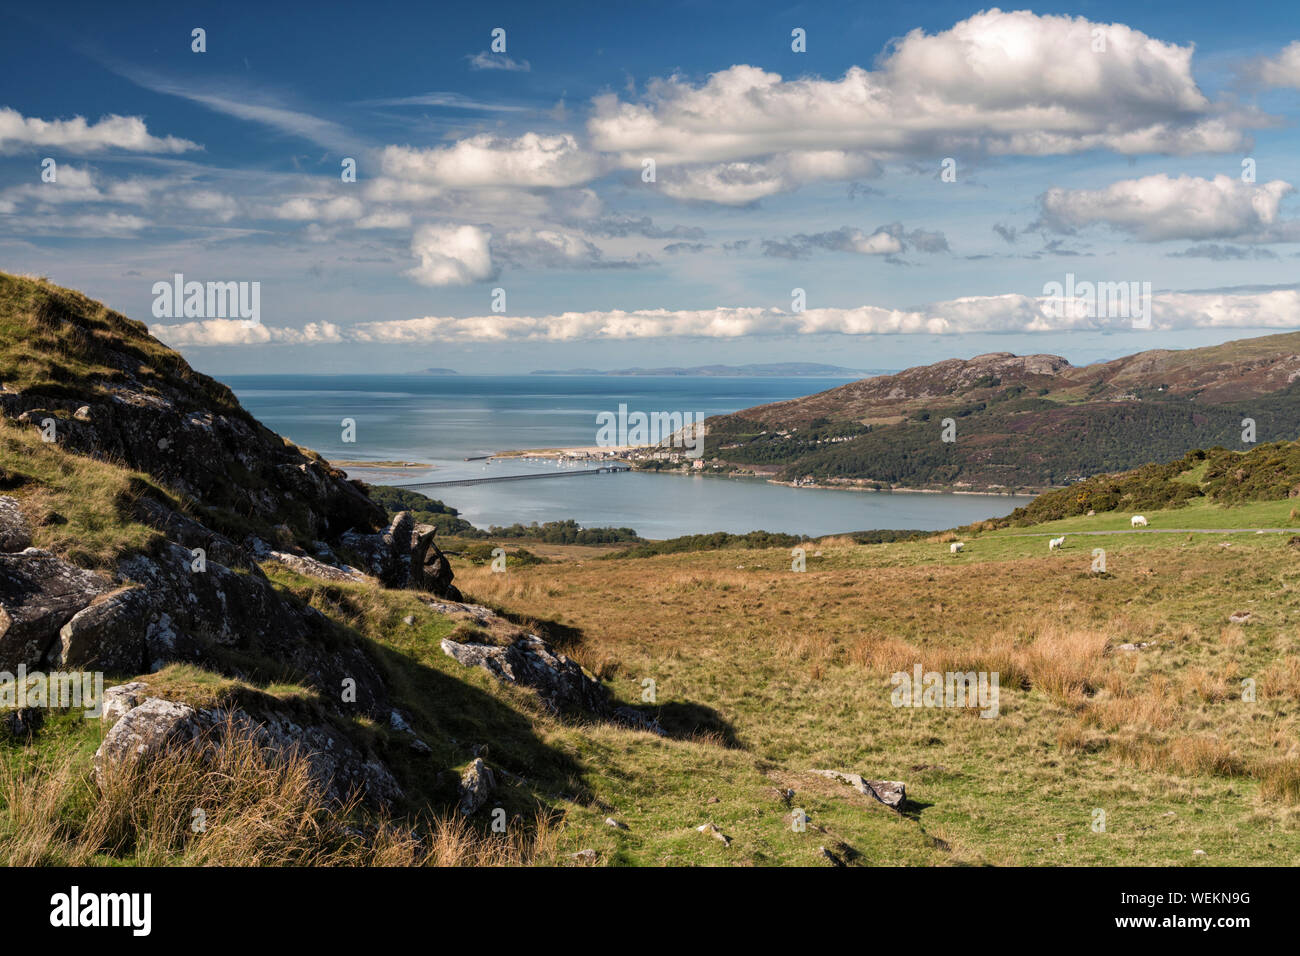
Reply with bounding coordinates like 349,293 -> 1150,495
0,718 -> 558,866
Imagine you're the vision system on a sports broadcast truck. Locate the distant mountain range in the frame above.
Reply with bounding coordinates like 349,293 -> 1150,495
695,332 -> 1300,493
411,368 -> 458,375
530,363 -> 874,377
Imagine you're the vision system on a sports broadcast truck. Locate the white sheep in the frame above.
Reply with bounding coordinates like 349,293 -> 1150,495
1049,535 -> 1066,551
1131,515 -> 1148,527
950,542 -> 964,554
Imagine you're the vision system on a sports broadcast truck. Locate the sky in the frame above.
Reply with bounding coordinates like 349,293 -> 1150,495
1,1 -> 1299,375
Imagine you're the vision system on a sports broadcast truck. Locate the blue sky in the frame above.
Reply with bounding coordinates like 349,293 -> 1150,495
2,1 -> 1298,374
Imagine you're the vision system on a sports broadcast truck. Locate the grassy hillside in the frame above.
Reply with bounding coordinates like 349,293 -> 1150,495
690,336 -> 1300,491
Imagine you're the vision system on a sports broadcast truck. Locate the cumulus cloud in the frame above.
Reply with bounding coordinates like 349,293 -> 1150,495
406,223 -> 495,285
762,223 -> 948,259
1246,40 -> 1300,89
0,107 -> 199,154
1037,174 -> 1297,241
657,151 -> 879,205
273,195 -> 364,222
149,320 -> 345,346
588,10 -> 1252,168
152,286 -> 1300,347
381,132 -> 601,188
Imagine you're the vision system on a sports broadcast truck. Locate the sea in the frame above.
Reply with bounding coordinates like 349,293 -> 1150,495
225,374 -> 1033,539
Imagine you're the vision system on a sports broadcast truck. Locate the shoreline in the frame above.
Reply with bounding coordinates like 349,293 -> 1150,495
490,446 -> 1042,497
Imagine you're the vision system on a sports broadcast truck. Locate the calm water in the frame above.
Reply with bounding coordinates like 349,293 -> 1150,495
226,374 -> 1032,538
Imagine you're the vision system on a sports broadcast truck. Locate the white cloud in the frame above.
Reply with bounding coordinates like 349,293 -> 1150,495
273,195 -> 364,222
588,10 -> 1251,167
356,209 -> 411,229
179,189 -> 239,222
0,107 -> 199,154
467,52 -> 530,72
150,320 -> 345,346
406,223 -> 495,285
1249,40 -> 1300,88
1038,174 -> 1296,241
152,286 -> 1300,346
380,132 -> 602,188
659,151 -> 878,204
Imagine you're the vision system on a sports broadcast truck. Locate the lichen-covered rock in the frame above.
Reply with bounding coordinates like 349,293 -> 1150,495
266,550 -> 368,583
116,541 -> 388,717
93,694 -> 403,808
809,769 -> 907,809
100,681 -> 149,728
340,512 -> 462,599
441,633 -> 610,717
92,697 -> 202,783
58,586 -> 152,672
0,496 -> 30,552
458,757 -> 496,815
0,548 -> 109,668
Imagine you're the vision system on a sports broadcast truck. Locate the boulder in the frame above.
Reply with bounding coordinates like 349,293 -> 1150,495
810,769 -> 907,809
58,586 -> 151,672
458,757 -> 496,815
0,548 -> 109,668
92,694 -> 403,808
441,633 -> 610,717
92,697 -> 202,783
0,496 -> 30,552
100,681 -> 149,728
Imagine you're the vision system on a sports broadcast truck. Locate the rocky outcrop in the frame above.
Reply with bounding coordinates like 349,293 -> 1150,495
0,548 -> 110,668
341,513 -> 462,599
58,586 -> 154,674
441,633 -> 609,717
92,685 -> 402,808
113,542 -> 389,715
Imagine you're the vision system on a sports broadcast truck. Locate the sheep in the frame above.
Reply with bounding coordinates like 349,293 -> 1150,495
950,542 -> 964,554
1131,515 -> 1148,528
1049,535 -> 1066,551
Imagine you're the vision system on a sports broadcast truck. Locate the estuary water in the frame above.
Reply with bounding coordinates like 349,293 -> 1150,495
226,374 -> 1032,539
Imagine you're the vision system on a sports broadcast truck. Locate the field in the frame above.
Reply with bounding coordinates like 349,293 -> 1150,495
445,496 -> 1300,865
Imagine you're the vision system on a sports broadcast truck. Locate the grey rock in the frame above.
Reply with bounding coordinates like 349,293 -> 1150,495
458,757 -> 496,815
58,586 -> 151,672
92,697 -> 201,783
810,769 -> 907,809
0,548 -> 109,668
0,496 -> 30,552
441,634 -> 610,717
100,681 -> 149,728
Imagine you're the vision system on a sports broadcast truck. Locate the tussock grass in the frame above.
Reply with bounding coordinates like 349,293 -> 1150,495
0,717 -> 557,866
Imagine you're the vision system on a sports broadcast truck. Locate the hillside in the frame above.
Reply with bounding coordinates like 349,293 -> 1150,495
3,271 -> 1298,868
693,337 -> 1300,491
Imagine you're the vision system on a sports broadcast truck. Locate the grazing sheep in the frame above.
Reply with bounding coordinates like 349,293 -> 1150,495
1049,535 -> 1066,551
1131,515 -> 1148,528
950,542 -> 964,554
